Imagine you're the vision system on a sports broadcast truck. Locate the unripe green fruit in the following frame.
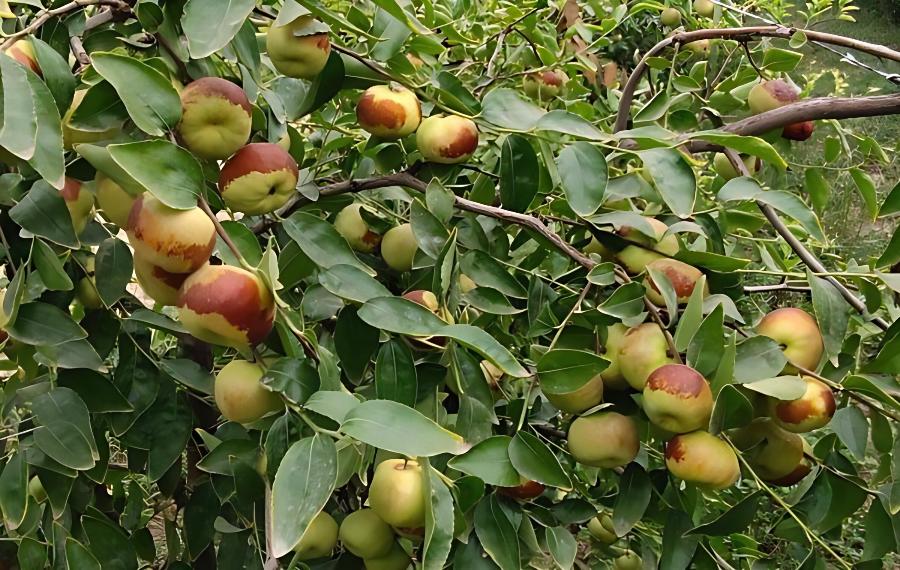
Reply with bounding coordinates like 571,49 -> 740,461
266,16 -> 331,79
381,223 -> 418,272
618,323 -> 672,390
614,550 -> 642,570
660,7 -> 682,26
713,153 -> 759,180
567,412 -> 639,468
600,323 -> 629,390
334,203 -> 382,253
214,360 -> 283,424
587,514 -> 617,544
693,0 -> 715,17
95,174 -> 139,228
339,508 -> 395,559
293,511 -> 338,560
369,459 -> 426,528
363,542 -> 411,570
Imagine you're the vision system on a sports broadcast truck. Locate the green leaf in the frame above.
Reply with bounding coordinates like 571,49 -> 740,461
303,391 -> 360,423
689,132 -> 787,170
557,142 -> 608,216
422,461 -> 456,570
0,54 -> 38,160
447,436 -> 519,486
546,526 -> 577,570
283,212 -> 374,275
742,375 -> 807,400
660,510 -> 700,570
849,168 -> 878,219
536,110 -> 607,140
182,0 -> 256,59
831,406 -> 868,461
82,509 -> 138,570
358,296 -> 448,336
689,492 -> 761,536
673,275 -> 707,351
372,0 -> 430,34
804,167 -> 830,212
107,141 -> 203,210
411,199 -> 449,258
57,370 -> 132,412
68,82 -> 128,132
95,237 -> 133,306
10,181 -> 78,248
271,435 -> 338,557
441,325 -> 529,377
334,306 -> 379,381
537,349 -> 608,396
686,304 -> 724,377
25,66 -> 65,187
876,226 -> 900,268
65,539 -> 101,570
17,538 -> 46,570
808,272 -> 849,365
761,48 -> 803,72
30,37 -> 75,114
341,400 -> 467,456
0,452 -> 27,530
733,336 -> 788,382
709,384 -> 754,433
261,358 -> 319,406
612,464 -> 651,536
474,495 -> 520,570
508,431 -> 571,490
32,388 -> 98,471
33,239 -> 73,291
219,220 -> 263,266
90,52 -> 181,136
8,302 -> 87,346
598,282 -> 646,320
639,148 -> 696,218
461,251 -> 527,298
499,135 -> 540,213
481,88 -> 545,131
318,264 -> 390,303
375,339 -> 418,406
718,178 -> 824,241
879,179 -> 900,217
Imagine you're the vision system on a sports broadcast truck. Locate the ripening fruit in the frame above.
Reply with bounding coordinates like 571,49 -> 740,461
6,39 -> 40,75
381,223 -> 418,272
369,459 -> 426,528
416,115 -> 479,164
63,90 -> 120,149
747,79 -> 799,114
642,258 -> 708,306
768,376 -> 835,433
731,419 -> 804,481
335,203 -> 382,253
133,253 -> 189,307
693,0 -> 715,17
768,438 -> 814,486
756,307 -> 824,372
266,16 -> 331,79
543,372 -> 604,414
214,359 -> 282,424
339,508 -> 395,559
76,257 -> 103,310
618,323 -> 673,390
643,364 -> 713,433
177,77 -> 252,160
363,542 -> 411,570
713,153 -> 760,180
61,177 -> 94,236
615,217 -> 679,274
660,7 -> 682,27
600,323 -> 629,390
567,412 -> 640,468
459,273 -> 477,294
684,39 -> 710,55
782,120 -> 815,141
218,143 -> 299,215
293,511 -> 339,560
665,430 -> 740,490
402,290 -> 439,312
127,195 -> 216,274
356,84 -> 422,139
497,479 -> 545,500
177,265 -> 275,349
95,173 -> 139,228
522,70 -> 568,101
614,550 -> 642,570
587,514 -> 617,544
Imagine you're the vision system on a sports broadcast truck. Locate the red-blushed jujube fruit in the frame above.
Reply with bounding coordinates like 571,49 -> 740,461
497,479 -> 545,500
416,115 -> 479,164
177,77 -> 252,160
522,70 -> 568,100
127,194 -> 216,274
615,217 -> 679,274
266,16 -> 331,79
747,79 -> 799,114
177,264 -> 275,349
618,323 -> 673,390
768,376 -> 835,433
6,39 -> 40,76
339,508 -> 396,559
782,120 -> 815,141
381,223 -> 418,272
368,459 -> 426,528
730,418 -> 804,481
567,411 -> 640,468
665,430 -> 740,490
214,359 -> 283,424
643,364 -> 713,433
756,307 -> 824,372
218,143 -> 299,215
61,177 -> 94,236
133,252 -> 189,307
293,511 -> 338,560
334,203 -> 382,253
356,84 -> 422,139
642,258 -> 708,306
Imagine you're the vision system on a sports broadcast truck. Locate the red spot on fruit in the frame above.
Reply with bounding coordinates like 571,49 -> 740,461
768,462 -> 811,486
497,480 -> 545,500
647,364 -> 706,397
60,178 -> 82,202
648,265 -> 699,298
782,121 -> 815,141
127,196 -> 217,269
665,436 -> 686,462
178,268 -> 274,345
764,79 -> 799,104
443,125 -> 478,159
312,33 -> 330,51
218,143 -> 299,192
152,264 -> 189,290
181,77 -> 252,114
357,92 -> 408,130
362,230 -> 381,247
540,71 -> 563,86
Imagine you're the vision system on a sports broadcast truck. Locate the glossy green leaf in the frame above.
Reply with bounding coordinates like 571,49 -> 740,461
461,251 -> 527,298
743,375 -> 807,400
831,406 -> 868,461
613,463 -> 651,536
25,66 -> 65,187
8,302 -> 87,346
546,526 -> 577,570
107,141 -> 203,210
499,135 -> 540,213
0,54 -> 38,160
33,239 -> 73,291
640,148 -> 696,218
481,88 -> 545,130
284,212 -> 374,275
448,436 -> 519,486
537,349 -> 607,396
341,400 -> 467,456
95,237 -> 133,306
557,142 -> 608,216
182,0 -> 256,58
808,272 -> 849,364
422,460 -> 455,570
261,358 -> 319,405
474,495 -> 520,570
508,432 -> 571,490
32,388 -> 98,470
375,339 -> 418,406
0,452 -> 27,530
9,181 -> 78,248
733,336 -> 788,382
849,168 -> 878,219
718,177 -> 824,241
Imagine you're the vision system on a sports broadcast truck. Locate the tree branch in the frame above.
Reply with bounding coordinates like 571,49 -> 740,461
1,0 -> 130,51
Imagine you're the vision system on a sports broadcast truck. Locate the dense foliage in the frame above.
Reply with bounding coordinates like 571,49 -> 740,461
0,0 -> 898,569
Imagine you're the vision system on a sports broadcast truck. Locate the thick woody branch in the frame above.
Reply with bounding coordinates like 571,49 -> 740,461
722,149 -> 889,331
613,26 -> 900,132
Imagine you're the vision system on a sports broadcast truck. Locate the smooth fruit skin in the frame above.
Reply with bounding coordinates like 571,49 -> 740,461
63,90 -> 120,149
748,79 -> 799,114
77,277 -> 103,310
6,39 -> 40,76
782,121 -> 815,141
768,439 -> 813,486
665,430 -> 740,490
133,253 -> 189,307
95,173 -> 138,228
401,290 -> 439,312
544,372 -> 604,414
567,412 -> 639,468
614,551 -> 642,570
381,223 -> 418,272
356,85 -> 422,139
61,178 -> 94,236
660,7 -> 682,26
177,77 -> 252,160
218,143 -> 299,215
522,70 -> 567,101
214,360 -> 282,424
731,419 -> 804,480
497,479 -> 545,500
363,542 -> 411,570
127,195 -> 216,274
685,39 -> 710,55
643,364 -> 713,433
266,16 -> 331,79
600,323 -> 629,390
713,153 -> 759,180
335,203 -> 382,253
642,258 -> 707,306
587,514 -> 617,544
616,217 -> 679,274
416,115 -> 479,164
768,376 -> 836,433
756,307 -> 824,372
293,511 -> 339,560
339,508 -> 395,559
618,323 -> 672,390
693,0 -> 715,17
369,459 -> 426,528
178,265 -> 275,349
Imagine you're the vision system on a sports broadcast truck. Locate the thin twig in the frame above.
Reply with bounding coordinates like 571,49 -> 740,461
741,40 -> 763,78
1,0 -> 129,51
69,35 -> 90,71
198,196 -> 245,265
